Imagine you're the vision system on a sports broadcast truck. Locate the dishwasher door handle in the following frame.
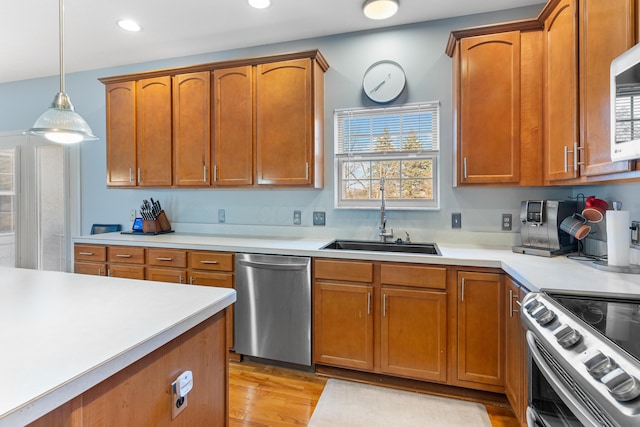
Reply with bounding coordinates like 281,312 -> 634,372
238,259 -> 308,271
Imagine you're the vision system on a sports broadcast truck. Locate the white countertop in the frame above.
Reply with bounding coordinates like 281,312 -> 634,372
75,232 -> 640,295
0,267 -> 236,427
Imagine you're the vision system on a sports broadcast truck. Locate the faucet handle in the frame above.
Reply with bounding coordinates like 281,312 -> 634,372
405,231 -> 411,243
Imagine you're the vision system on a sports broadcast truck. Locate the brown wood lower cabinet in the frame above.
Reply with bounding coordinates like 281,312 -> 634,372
313,259 -> 448,383
456,271 -> 505,392
28,309 -> 229,427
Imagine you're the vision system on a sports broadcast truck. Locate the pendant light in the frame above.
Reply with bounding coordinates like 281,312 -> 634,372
25,0 -> 98,144
362,0 -> 399,20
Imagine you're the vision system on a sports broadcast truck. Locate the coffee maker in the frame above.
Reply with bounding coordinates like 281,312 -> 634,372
512,200 -> 577,257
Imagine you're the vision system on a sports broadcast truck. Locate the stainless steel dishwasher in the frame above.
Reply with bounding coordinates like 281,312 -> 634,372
234,253 -> 311,366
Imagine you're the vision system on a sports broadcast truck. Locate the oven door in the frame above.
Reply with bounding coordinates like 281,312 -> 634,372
526,331 -> 608,427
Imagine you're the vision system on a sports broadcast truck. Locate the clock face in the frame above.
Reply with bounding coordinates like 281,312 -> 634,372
362,60 -> 406,103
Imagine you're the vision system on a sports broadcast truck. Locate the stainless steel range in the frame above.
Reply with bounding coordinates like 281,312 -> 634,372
522,291 -> 640,426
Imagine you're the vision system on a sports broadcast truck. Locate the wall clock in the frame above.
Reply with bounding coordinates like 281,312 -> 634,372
362,60 -> 406,103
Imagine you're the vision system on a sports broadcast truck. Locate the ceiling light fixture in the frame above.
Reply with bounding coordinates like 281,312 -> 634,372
25,0 -> 98,144
117,19 -> 142,32
248,0 -> 271,9
362,0 -> 399,20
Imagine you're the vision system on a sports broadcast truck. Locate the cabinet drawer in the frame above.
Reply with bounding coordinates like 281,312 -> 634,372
108,246 -> 145,264
189,270 -> 233,288
74,244 -> 107,262
74,262 -> 107,276
314,259 -> 373,283
189,251 -> 234,272
148,248 -> 187,268
108,264 -> 145,280
380,264 -> 447,290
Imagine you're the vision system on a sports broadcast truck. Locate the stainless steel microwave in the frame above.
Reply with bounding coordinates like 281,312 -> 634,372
611,43 -> 640,161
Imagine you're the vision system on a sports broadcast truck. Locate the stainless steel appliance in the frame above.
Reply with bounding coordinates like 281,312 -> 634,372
513,200 -> 578,257
522,291 -> 640,426
234,253 -> 311,366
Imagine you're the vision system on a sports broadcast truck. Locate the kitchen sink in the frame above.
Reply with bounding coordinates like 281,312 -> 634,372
321,240 -> 441,255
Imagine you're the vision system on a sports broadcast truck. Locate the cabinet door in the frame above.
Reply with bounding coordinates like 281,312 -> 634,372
579,0 -> 635,177
313,282 -> 374,370
457,271 -> 504,386
544,0 -> 579,181
190,270 -> 234,349
381,287 -> 447,382
256,58 -> 313,186
212,66 -> 254,186
108,264 -> 145,280
173,72 -> 211,186
136,76 -> 172,187
146,267 -> 187,284
459,32 -> 520,184
74,262 -> 106,276
504,277 -> 524,422
105,82 -> 136,187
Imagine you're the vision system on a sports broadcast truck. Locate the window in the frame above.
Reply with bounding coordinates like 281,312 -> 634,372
615,86 -> 640,143
334,102 -> 439,209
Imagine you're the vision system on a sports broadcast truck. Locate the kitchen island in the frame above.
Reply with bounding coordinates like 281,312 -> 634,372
0,267 -> 236,427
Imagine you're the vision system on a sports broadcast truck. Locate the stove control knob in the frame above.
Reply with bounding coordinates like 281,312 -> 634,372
554,325 -> 582,348
601,368 -> 640,402
524,298 -> 541,313
582,350 -> 617,379
531,306 -> 556,326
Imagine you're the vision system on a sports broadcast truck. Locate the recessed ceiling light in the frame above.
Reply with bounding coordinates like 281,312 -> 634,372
117,19 -> 142,32
363,0 -> 399,20
248,0 -> 271,9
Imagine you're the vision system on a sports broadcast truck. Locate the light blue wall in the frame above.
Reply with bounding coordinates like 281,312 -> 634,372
2,4 -> 615,245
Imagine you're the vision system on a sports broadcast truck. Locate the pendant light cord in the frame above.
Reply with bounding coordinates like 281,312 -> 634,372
59,0 -> 65,94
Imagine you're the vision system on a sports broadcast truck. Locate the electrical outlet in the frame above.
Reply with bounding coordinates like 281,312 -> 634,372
452,213 -> 462,229
313,211 -> 326,226
293,210 -> 302,225
130,209 -> 136,221
502,213 -> 512,231
218,209 -> 225,223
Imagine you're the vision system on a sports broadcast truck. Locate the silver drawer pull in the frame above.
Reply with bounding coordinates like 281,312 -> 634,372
156,257 -> 173,261
78,252 -> 93,256
116,254 -> 132,258
200,260 -> 219,265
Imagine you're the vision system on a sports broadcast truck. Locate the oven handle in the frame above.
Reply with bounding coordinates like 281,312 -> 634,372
526,406 -> 540,427
526,331 -> 602,427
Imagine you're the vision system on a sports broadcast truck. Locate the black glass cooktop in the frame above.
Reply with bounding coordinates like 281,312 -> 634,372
549,293 -> 640,362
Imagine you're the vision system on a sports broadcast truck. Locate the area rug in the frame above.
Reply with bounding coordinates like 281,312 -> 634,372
308,379 -> 492,427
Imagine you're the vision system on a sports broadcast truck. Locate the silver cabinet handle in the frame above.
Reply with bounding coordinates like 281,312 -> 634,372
509,289 -> 520,317
463,157 -> 468,179
383,294 -> 387,317
213,165 -> 218,182
203,165 -> 207,182
189,276 -> 194,285
107,269 -> 112,277
137,167 -> 141,183
179,276 -> 184,284
563,145 -> 569,173
367,292 -> 371,315
116,254 -> 131,258
305,162 -> 309,181
129,167 -> 133,183
156,257 -> 173,261
98,268 -> 102,276
200,260 -> 219,265
78,251 -> 93,256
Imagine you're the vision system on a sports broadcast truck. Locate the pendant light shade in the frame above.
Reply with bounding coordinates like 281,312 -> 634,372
25,0 -> 98,144
362,0 -> 399,20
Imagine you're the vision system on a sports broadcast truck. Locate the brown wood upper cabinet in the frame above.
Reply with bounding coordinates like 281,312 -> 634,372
100,50 -> 328,188
451,27 -> 543,186
173,72 -> 211,187
543,0 -> 636,182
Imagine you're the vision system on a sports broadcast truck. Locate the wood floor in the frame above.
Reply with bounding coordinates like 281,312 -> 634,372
229,361 -> 519,426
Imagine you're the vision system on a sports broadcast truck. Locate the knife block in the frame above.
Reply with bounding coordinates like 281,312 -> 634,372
142,210 -> 171,234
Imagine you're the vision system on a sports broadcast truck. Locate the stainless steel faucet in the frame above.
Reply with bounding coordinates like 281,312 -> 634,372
379,177 -> 393,242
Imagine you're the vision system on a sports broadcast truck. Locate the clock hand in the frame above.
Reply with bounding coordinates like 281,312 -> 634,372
370,73 -> 391,93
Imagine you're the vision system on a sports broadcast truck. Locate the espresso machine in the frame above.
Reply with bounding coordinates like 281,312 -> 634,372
512,200 -> 577,257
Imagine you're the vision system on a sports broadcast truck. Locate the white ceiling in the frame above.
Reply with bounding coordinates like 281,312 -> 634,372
0,0 -> 544,84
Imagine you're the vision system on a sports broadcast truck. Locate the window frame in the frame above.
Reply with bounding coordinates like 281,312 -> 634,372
333,102 -> 440,210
